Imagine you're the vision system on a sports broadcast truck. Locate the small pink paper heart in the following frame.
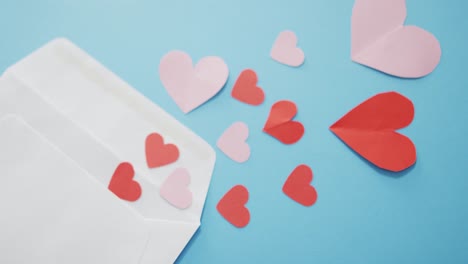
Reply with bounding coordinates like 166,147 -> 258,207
160,168 -> 192,209
270,31 -> 305,67
159,50 -> 229,113
351,0 -> 441,78
217,122 -> 250,163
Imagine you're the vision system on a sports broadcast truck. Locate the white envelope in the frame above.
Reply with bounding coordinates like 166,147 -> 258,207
1,38 -> 216,263
0,115 -> 150,264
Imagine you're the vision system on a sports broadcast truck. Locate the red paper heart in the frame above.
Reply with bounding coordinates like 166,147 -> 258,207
231,69 -> 265,106
283,165 -> 317,206
263,100 -> 304,144
145,133 -> 179,168
330,91 -> 416,172
217,185 -> 250,228
108,162 -> 141,202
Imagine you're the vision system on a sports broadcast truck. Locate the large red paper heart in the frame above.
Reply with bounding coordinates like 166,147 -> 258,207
231,69 -> 265,106
145,133 -> 179,168
108,162 -> 142,202
283,165 -> 317,207
217,185 -> 250,228
330,91 -> 416,172
263,100 -> 304,144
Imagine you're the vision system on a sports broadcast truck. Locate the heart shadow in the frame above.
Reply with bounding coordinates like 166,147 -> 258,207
355,150 -> 416,178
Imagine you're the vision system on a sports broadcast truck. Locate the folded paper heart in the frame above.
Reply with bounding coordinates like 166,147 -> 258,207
108,162 -> 142,202
263,100 -> 304,144
351,0 -> 441,78
145,132 -> 179,168
231,69 -> 265,106
217,185 -> 250,228
270,31 -> 305,67
330,91 -> 416,172
159,50 -> 229,113
283,165 -> 317,207
160,168 -> 193,209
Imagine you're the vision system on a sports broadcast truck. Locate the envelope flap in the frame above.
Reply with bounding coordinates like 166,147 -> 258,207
5,38 -> 214,160
142,220 -> 200,264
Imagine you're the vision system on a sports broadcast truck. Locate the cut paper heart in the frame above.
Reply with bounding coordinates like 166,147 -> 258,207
217,185 -> 250,228
283,165 -> 317,207
231,69 -> 265,106
217,122 -> 250,163
270,30 -> 305,67
159,50 -> 229,113
108,162 -> 142,202
263,100 -> 304,144
351,0 -> 441,78
145,132 -> 179,168
160,168 -> 193,209
330,91 -> 416,172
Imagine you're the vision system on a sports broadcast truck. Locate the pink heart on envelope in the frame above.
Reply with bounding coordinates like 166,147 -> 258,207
351,0 -> 441,78
270,31 -> 305,67
160,168 -> 192,209
159,50 -> 229,113
217,122 -> 250,163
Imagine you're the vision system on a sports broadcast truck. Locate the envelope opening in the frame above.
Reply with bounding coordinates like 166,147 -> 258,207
5,37 -> 215,161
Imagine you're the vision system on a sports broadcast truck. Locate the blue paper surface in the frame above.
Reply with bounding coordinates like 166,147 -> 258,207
1,0 -> 467,263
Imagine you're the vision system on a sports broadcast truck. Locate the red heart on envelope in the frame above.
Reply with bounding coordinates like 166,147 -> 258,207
231,69 -> 265,106
108,162 -> 142,202
330,91 -> 416,172
263,100 -> 304,144
217,185 -> 250,228
145,133 -> 179,168
283,165 -> 317,207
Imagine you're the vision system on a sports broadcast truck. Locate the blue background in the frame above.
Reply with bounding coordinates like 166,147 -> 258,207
1,0 -> 467,263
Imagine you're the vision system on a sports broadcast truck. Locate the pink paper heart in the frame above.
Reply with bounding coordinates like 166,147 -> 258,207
160,168 -> 192,209
217,122 -> 250,163
270,31 -> 305,67
351,0 -> 441,78
159,50 -> 229,113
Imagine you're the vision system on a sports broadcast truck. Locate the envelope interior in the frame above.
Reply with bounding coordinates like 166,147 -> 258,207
3,38 -> 216,222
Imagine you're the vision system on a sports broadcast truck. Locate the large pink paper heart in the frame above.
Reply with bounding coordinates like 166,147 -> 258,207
217,122 -> 250,163
270,31 -> 305,67
160,168 -> 192,209
351,0 -> 441,78
159,50 -> 229,113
